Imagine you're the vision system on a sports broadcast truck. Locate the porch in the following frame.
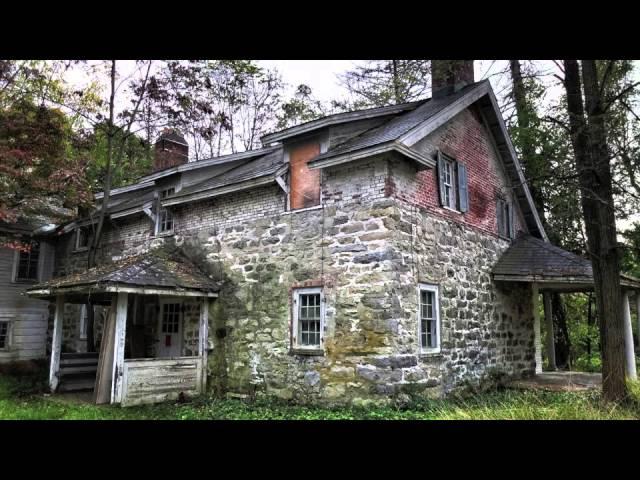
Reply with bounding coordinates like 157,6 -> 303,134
494,235 -> 640,380
26,250 -> 219,407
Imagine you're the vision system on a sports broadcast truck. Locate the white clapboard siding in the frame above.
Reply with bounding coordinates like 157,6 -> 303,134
120,357 -> 203,407
0,245 -> 54,363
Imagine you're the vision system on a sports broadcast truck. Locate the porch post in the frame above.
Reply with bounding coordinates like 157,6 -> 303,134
636,291 -> 640,349
543,292 -> 556,371
111,292 -> 128,404
532,283 -> 543,374
49,294 -> 65,392
198,297 -> 210,393
623,291 -> 637,381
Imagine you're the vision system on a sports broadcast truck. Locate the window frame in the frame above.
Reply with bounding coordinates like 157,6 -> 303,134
74,227 -> 90,252
155,187 -> 176,235
0,321 -> 11,350
418,283 -> 441,355
441,156 -> 457,210
496,197 -> 513,239
13,240 -> 41,283
291,287 -> 325,352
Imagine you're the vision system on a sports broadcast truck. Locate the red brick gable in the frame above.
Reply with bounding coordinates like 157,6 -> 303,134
390,105 -> 525,238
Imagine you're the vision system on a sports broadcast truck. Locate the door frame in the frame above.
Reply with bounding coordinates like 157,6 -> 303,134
157,297 -> 184,358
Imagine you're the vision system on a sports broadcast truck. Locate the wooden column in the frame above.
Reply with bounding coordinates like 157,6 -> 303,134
49,295 -> 64,392
198,297 -> 210,393
94,295 -> 117,404
532,284 -> 543,374
111,292 -> 128,404
636,292 -> 640,349
543,292 -> 556,371
623,291 -> 637,381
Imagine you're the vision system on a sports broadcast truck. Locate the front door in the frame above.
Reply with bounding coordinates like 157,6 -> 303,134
157,301 -> 182,358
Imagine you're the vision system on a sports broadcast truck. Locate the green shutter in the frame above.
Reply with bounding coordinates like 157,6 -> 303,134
497,199 -> 504,236
457,162 -> 468,212
509,201 -> 515,239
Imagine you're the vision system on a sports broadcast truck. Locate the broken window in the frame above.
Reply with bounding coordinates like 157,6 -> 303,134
15,240 -> 40,281
419,284 -> 440,353
0,321 -> 9,349
292,287 -> 324,350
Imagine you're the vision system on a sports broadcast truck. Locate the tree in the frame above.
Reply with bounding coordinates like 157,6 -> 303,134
276,84 -> 326,130
338,60 -> 431,108
508,60 -> 572,368
563,59 -> 627,402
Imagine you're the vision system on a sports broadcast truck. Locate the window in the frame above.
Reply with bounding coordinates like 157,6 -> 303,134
15,240 -> 40,282
75,227 -> 89,251
161,303 -> 181,334
79,305 -> 87,340
0,321 -> 9,349
497,198 -> 514,239
419,284 -> 440,353
292,287 -> 324,350
156,187 -> 175,234
437,151 -> 468,212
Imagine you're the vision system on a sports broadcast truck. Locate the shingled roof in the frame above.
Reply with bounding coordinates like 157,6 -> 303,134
26,249 -> 219,300
493,235 -> 640,289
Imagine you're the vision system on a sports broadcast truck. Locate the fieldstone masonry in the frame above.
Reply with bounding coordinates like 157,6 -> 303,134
51,109 -> 536,405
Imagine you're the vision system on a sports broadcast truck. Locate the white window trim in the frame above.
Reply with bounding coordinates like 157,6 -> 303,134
418,283 -> 441,355
291,287 -> 325,351
79,304 -> 87,340
442,156 -> 457,211
0,320 -> 12,350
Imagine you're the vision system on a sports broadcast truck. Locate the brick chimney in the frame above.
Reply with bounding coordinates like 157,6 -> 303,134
431,60 -> 475,99
153,129 -> 189,172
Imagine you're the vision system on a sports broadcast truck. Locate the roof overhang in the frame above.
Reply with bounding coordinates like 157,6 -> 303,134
162,175 -> 275,207
261,101 -> 425,145
493,274 -> 640,291
308,141 -> 435,170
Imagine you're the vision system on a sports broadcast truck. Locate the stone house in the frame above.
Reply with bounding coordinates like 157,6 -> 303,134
26,61 -> 640,406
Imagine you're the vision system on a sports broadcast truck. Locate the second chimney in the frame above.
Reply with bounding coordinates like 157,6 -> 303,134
431,60 -> 474,99
153,129 -> 189,172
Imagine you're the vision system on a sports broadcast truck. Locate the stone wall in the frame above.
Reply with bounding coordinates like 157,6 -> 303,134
50,110 -> 537,404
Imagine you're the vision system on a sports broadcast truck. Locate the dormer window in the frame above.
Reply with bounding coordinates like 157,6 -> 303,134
156,187 -> 175,234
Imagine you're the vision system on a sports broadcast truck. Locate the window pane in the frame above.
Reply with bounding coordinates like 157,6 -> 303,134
298,293 -> 321,347
0,322 -> 7,348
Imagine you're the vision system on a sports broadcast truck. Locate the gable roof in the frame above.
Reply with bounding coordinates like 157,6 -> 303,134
261,100 -> 426,145
493,235 -> 640,289
163,147 -> 284,207
26,249 -> 220,299
307,80 -> 547,241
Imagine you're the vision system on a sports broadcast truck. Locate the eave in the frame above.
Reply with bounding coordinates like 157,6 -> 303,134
307,141 -> 435,170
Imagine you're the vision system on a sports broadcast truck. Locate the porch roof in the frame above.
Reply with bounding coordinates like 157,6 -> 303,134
492,235 -> 640,291
26,249 -> 220,302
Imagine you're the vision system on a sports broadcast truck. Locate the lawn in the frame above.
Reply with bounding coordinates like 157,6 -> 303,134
2,371 -> 640,420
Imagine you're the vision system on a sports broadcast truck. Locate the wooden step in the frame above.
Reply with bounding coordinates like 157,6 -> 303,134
58,375 -> 96,392
60,365 -> 98,376
60,352 -> 99,360
60,357 -> 99,366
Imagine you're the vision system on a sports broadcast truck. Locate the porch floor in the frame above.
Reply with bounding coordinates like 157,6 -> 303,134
509,372 -> 602,392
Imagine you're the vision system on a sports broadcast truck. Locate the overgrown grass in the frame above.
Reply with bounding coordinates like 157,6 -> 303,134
2,369 -> 640,420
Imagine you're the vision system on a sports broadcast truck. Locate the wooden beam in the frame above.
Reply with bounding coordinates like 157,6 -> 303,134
49,295 -> 64,392
623,291 -> 637,380
532,284 -> 543,374
198,298 -> 210,393
94,295 -> 117,404
111,292 -> 128,404
543,292 -> 556,371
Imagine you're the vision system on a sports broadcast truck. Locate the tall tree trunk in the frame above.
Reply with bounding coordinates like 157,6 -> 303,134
564,59 -> 626,402
392,60 -> 400,104
509,60 -> 572,367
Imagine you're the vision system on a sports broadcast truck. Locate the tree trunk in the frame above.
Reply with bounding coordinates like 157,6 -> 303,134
564,59 -> 626,402
392,60 -> 400,104
509,60 -> 573,369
